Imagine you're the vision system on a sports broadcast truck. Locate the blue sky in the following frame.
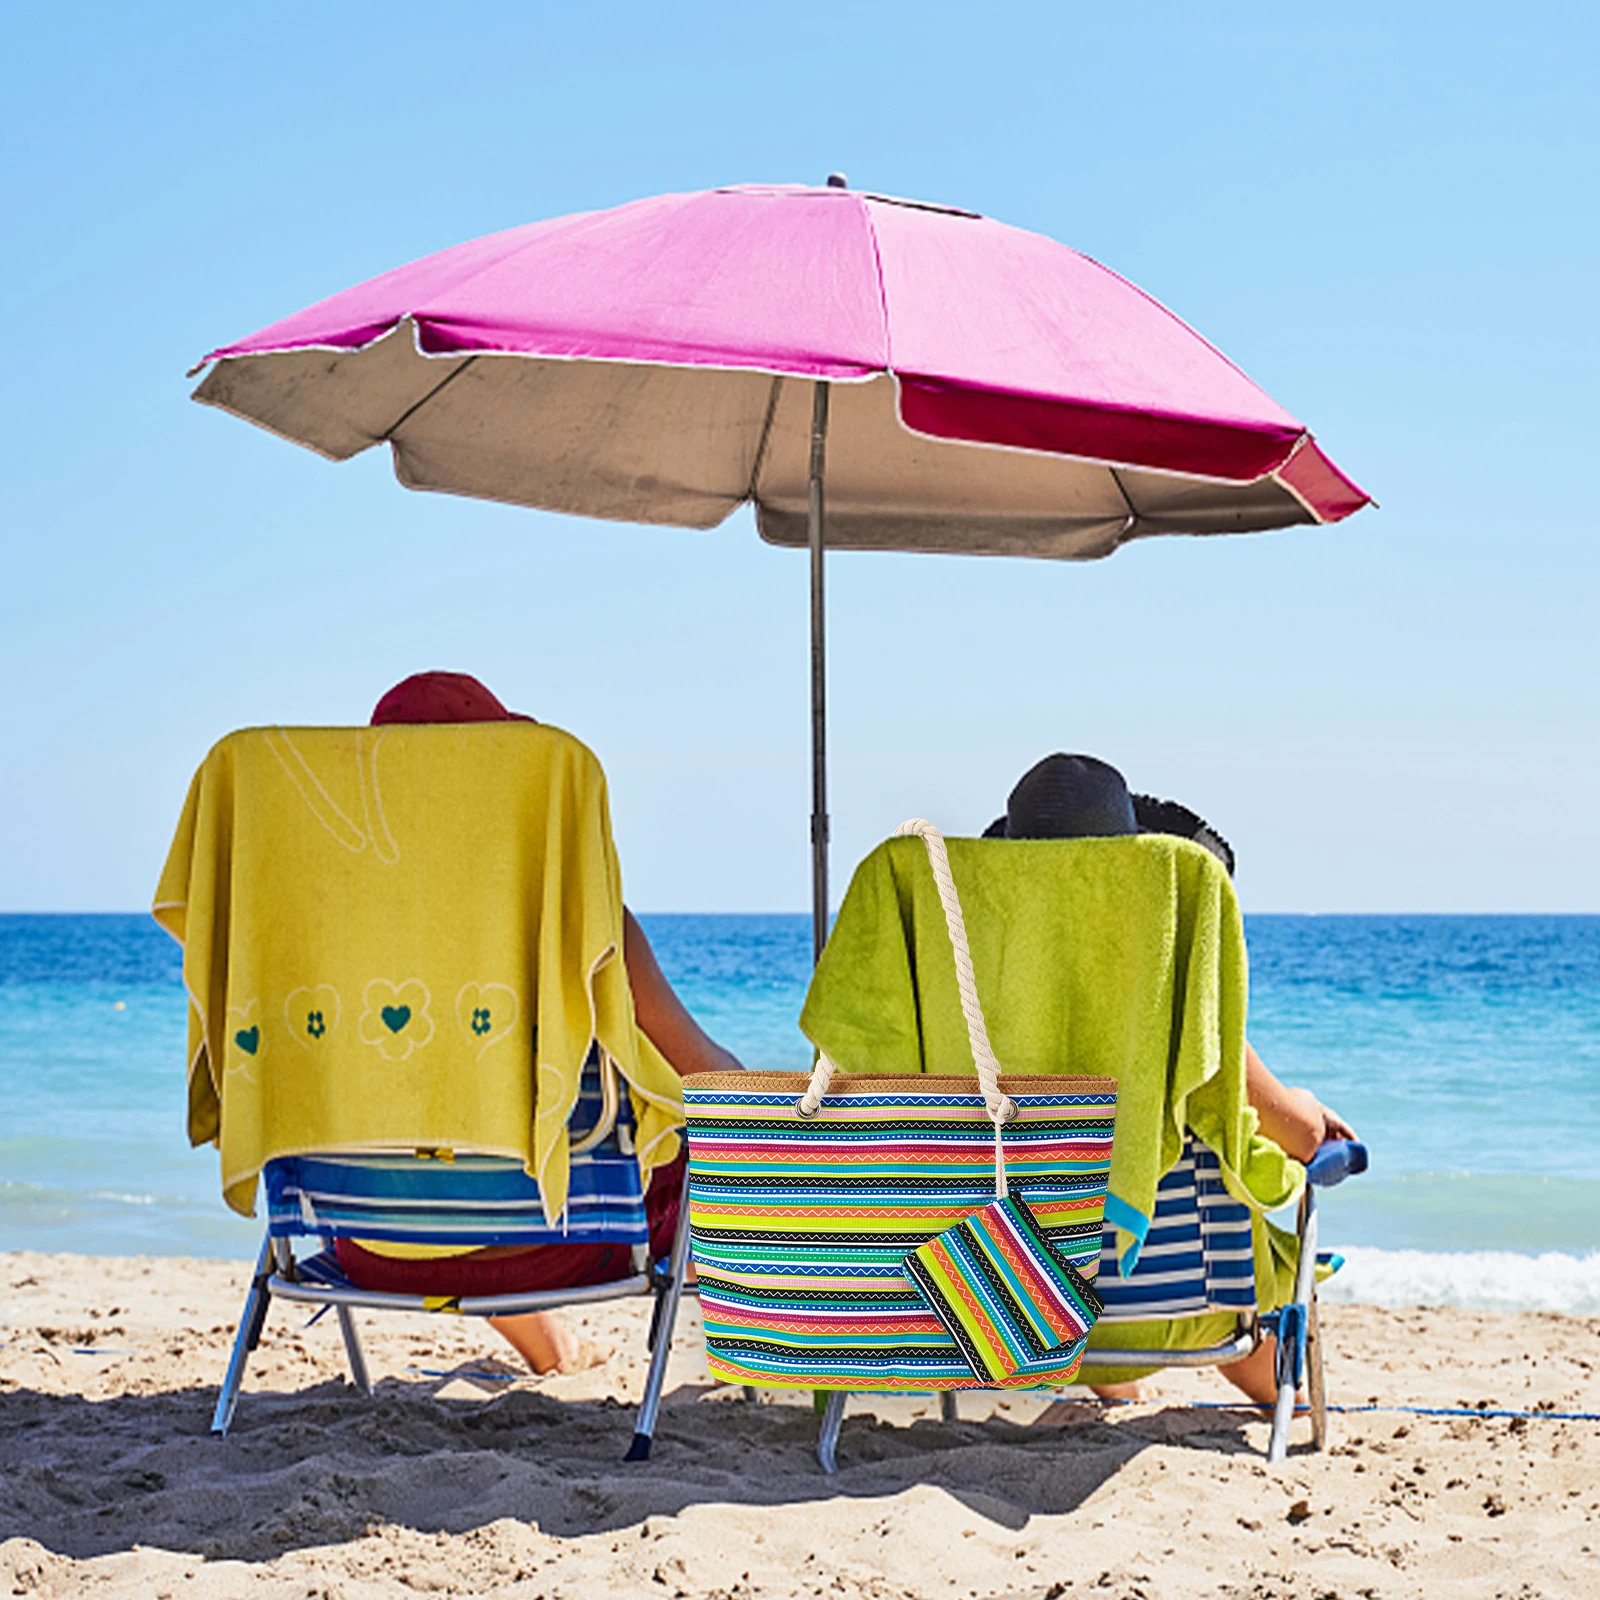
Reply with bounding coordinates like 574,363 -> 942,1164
1,2 -> 1595,913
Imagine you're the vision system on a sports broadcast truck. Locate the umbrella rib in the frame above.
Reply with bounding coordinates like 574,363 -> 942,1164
744,374 -> 784,502
377,355 -> 481,442
1108,467 -> 1141,535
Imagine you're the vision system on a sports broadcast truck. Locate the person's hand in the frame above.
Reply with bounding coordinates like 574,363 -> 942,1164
1318,1104 -> 1357,1145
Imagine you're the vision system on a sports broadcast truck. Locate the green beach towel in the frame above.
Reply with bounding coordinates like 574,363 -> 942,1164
800,833 -> 1303,1278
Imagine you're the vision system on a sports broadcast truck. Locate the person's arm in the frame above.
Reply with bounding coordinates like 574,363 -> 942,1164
1244,1041 -> 1356,1163
623,909 -> 745,1077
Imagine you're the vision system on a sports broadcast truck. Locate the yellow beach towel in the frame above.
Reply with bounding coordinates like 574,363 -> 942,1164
800,833 -> 1303,1288
152,722 -> 684,1220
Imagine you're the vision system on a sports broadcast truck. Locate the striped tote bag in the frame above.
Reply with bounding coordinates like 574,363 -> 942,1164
682,820 -> 1117,1391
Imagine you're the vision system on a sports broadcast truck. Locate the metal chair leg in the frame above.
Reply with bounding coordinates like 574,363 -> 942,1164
1266,1349 -> 1297,1463
817,1391 -> 847,1474
625,1169 -> 692,1462
213,1234 -> 274,1436
1268,1184 -> 1320,1465
336,1305 -> 372,1396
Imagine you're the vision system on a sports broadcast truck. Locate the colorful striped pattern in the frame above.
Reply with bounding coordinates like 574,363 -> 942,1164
903,1192 -> 1103,1382
263,1050 -> 649,1247
682,1072 -> 1115,1390
1093,1137 -> 1256,1321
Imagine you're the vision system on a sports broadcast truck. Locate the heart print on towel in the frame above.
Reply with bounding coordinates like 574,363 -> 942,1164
226,999 -> 267,1082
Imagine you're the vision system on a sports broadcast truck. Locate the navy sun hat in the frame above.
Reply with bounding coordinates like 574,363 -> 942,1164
1002,754 -> 1139,840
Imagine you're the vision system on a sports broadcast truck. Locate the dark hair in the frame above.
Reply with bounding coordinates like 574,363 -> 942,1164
1131,794 -> 1235,877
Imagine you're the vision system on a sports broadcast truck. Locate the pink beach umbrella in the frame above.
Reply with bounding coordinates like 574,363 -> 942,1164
192,178 -> 1369,954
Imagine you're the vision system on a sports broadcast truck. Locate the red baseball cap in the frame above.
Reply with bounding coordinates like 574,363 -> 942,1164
370,671 -> 535,726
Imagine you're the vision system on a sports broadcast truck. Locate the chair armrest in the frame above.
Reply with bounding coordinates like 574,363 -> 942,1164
1305,1139 -> 1368,1188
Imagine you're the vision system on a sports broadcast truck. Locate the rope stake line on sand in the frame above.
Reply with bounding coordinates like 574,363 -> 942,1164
1061,1396 -> 1600,1422
1325,1403 -> 1600,1422
408,1365 -> 520,1382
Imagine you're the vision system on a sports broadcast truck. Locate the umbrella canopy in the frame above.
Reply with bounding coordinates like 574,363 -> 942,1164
192,181 -> 1369,953
194,183 -> 1368,557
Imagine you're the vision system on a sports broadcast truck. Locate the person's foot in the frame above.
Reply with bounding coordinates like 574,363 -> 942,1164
549,1336 -> 614,1376
489,1311 -> 614,1376
1088,1381 -> 1146,1402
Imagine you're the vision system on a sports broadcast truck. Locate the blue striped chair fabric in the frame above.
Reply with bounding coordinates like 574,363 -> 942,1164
1093,1137 -> 1257,1321
262,1051 -> 650,1249
215,1049 -> 691,1459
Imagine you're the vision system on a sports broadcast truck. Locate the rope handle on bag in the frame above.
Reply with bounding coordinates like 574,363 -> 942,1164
797,819 -> 1016,1195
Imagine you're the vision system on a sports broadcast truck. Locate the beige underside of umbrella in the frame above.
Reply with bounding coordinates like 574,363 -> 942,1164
195,323 -> 1311,558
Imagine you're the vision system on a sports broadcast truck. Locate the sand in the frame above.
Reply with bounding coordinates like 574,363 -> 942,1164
2,1251 -> 1597,1599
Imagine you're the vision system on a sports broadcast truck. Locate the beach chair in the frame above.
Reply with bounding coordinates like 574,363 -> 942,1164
212,1048 -> 693,1463
156,720 -> 695,1460
800,828 -> 1371,1472
1079,1131 -> 1367,1463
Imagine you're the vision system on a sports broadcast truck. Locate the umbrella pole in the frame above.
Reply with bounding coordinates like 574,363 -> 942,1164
808,379 -> 832,965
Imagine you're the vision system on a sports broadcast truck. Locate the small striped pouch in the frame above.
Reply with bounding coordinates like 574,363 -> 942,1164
902,1190 -> 1104,1384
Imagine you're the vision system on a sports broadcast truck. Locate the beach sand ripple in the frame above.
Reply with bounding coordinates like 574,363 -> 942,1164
2,1252 -> 1597,1598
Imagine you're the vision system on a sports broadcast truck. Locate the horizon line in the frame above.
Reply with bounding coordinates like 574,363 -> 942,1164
4,908 -> 1600,920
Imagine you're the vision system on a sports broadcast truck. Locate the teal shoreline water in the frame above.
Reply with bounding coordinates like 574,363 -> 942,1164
2,913 -> 1598,1311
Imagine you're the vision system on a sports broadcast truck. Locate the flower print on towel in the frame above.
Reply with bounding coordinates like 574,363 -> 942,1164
455,983 -> 520,1059
285,985 -> 341,1049
227,999 -> 267,1082
358,979 -> 435,1062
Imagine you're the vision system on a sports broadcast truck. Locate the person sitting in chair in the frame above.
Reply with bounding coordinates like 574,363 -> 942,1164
334,671 -> 743,1374
986,752 -> 1356,1404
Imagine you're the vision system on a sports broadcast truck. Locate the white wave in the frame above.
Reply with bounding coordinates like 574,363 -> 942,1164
1323,1246 -> 1600,1315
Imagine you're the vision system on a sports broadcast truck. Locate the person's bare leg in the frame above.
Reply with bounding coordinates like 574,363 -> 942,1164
1220,1336 -> 1285,1406
1092,1340 -> 1299,1409
489,1312 -> 611,1375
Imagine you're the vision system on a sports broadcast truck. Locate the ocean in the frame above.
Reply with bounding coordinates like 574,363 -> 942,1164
2,913 -> 1597,1313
